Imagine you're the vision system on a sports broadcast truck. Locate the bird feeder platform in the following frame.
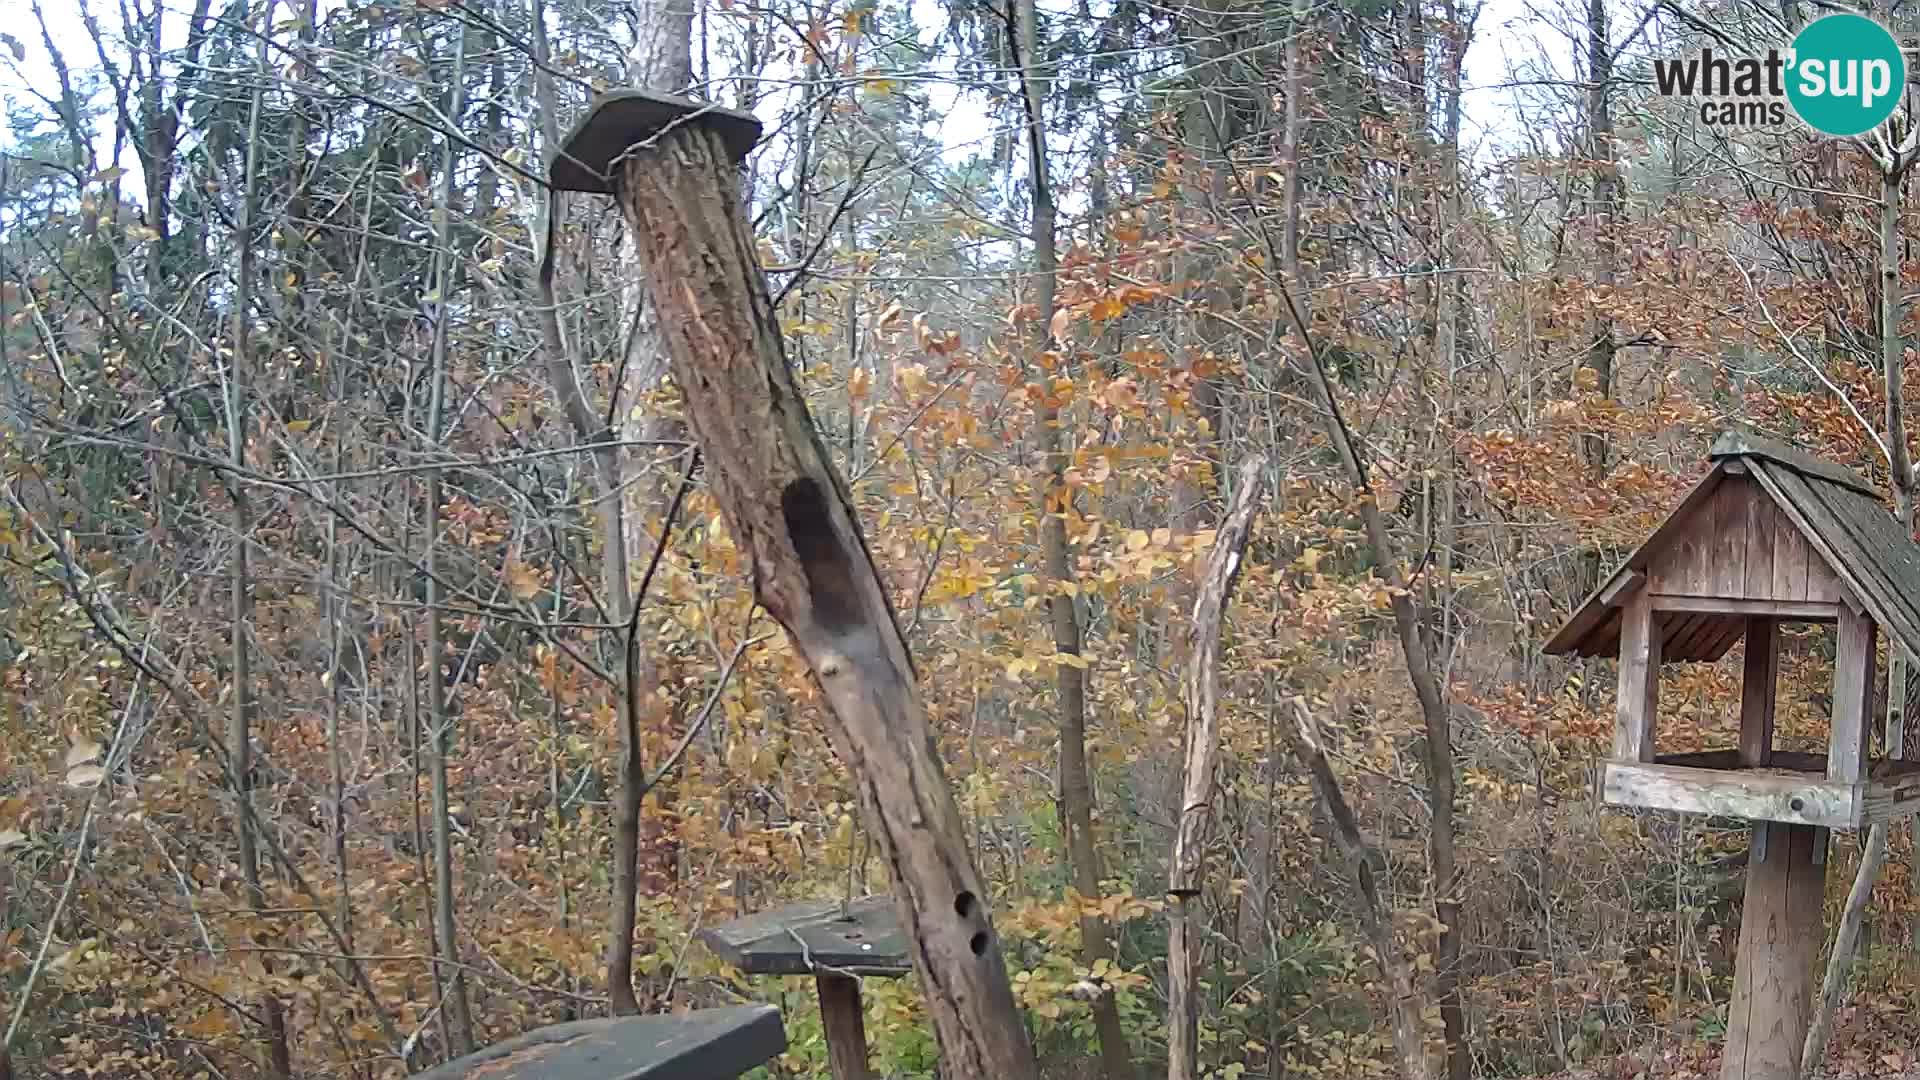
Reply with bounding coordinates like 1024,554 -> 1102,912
699,897 -> 909,1080
408,1006 -> 785,1080
1546,431 -> 1920,1080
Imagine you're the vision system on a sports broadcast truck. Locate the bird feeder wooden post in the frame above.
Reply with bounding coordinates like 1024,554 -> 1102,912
1546,432 -> 1920,1080
699,896 -> 912,1080
547,90 -> 1039,1079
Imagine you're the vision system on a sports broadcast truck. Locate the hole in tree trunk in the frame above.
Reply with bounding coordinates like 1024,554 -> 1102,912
955,891 -> 976,918
782,477 -> 862,635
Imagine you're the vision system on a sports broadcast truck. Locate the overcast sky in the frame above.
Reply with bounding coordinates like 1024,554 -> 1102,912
0,0 -> 1609,200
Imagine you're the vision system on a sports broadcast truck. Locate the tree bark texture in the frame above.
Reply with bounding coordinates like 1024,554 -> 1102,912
1167,456 -> 1267,1080
610,123 -> 1038,1079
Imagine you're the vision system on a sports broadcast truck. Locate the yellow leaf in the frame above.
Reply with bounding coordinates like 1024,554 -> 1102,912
504,559 -> 542,601
285,419 -> 313,433
1125,530 -> 1150,552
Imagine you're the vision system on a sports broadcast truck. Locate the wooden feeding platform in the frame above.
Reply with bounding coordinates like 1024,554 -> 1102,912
409,1005 -> 785,1080
699,897 -> 910,1080
1545,431 -> 1920,1080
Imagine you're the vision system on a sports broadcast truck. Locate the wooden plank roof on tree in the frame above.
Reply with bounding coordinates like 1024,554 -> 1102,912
546,89 -> 1040,1079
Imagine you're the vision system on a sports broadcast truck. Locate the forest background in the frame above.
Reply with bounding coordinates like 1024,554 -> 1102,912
6,0 -> 1920,1076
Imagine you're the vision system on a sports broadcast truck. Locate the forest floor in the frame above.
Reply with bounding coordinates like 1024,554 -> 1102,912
1542,1017 -> 1920,1079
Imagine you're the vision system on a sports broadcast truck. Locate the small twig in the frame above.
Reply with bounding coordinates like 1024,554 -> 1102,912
772,145 -> 881,309
637,632 -> 768,805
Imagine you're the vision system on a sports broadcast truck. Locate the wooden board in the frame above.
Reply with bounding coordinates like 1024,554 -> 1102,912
410,1008 -> 786,1080
699,896 -> 911,977
1743,493 -> 1777,599
1649,596 -> 1840,619
1615,589 -> 1660,763
1720,821 -> 1826,1080
1545,468 -> 1725,657
1830,607 -> 1877,784
1602,761 -> 1859,828
1770,503 -> 1812,603
817,974 -> 873,1080
1741,618 -> 1778,767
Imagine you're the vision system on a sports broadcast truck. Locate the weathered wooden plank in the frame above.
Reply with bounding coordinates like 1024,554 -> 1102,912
1830,607 -> 1877,785
1711,431 -> 1880,495
1660,612 -> 1703,657
1545,468 -> 1725,657
1858,767 -> 1920,824
817,974 -> 874,1080
1743,489 -> 1777,599
411,1008 -> 786,1080
1599,569 -> 1645,607
1602,762 -> 1859,828
1742,618 -> 1778,767
699,896 -> 911,977
1615,589 -> 1661,763
1700,618 -> 1751,662
1770,500 -> 1812,603
1654,750 -> 1825,773
1682,615 -> 1732,659
1751,463 -> 1859,610
1719,821 -> 1826,1080
1649,490 -> 1717,595
1648,596 -> 1840,619
1709,480 -> 1752,598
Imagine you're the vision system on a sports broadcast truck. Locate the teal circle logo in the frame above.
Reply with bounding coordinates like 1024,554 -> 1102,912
1787,14 -> 1905,136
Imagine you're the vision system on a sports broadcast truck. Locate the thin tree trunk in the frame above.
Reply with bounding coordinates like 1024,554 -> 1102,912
227,6 -> 290,1074
1279,698 -> 1436,1080
1168,457 -> 1267,1080
1012,2 -> 1134,1075
528,0 -> 646,1014
618,0 -> 698,934
422,21 -> 475,1055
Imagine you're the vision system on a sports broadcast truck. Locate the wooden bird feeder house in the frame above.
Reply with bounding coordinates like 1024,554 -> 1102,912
1545,431 -> 1920,1079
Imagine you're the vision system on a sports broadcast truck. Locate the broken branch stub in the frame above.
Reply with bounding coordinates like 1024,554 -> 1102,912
551,90 -> 1039,1079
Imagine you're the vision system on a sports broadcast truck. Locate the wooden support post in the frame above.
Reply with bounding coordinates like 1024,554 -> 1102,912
1720,821 -> 1827,1080
816,974 -> 872,1080
1615,587 -> 1660,762
1741,617 -> 1778,767
551,92 -> 1038,1078
1830,607 -> 1877,784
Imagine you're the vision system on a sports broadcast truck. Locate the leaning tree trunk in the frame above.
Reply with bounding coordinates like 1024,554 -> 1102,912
1167,457 -> 1266,1080
596,108 -> 1039,1078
